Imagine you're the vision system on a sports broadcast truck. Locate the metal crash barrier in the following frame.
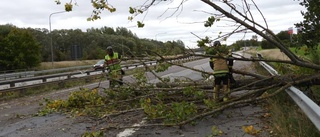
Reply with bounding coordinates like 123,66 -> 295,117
257,53 -> 320,131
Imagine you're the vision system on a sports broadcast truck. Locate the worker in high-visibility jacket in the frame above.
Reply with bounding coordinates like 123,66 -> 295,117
208,41 -> 233,102
104,46 -> 124,86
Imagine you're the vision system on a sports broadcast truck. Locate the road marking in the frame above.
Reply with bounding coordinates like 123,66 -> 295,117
116,119 -> 146,137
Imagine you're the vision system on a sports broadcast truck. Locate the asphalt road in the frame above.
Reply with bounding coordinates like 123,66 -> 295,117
117,52 -> 269,137
0,51 -> 269,137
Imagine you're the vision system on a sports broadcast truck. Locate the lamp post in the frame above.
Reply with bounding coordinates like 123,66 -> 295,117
49,11 -> 67,68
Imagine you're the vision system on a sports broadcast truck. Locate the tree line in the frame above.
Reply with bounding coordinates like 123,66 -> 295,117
229,30 -> 301,51
0,24 -> 186,71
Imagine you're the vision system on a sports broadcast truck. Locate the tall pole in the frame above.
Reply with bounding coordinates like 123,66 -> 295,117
49,11 -> 67,68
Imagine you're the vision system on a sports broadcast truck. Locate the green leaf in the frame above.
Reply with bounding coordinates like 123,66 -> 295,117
137,21 -> 145,28
129,7 -> 135,14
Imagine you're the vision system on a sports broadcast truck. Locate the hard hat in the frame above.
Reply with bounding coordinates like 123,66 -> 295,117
213,41 -> 221,47
107,46 -> 113,50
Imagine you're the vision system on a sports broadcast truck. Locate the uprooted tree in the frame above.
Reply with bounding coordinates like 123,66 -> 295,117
44,0 -> 320,134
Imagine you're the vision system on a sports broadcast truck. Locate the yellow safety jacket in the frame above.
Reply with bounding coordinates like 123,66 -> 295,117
105,52 -> 121,71
211,54 -> 229,76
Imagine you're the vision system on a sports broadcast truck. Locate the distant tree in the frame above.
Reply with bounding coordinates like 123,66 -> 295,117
276,30 -> 291,48
230,39 -> 260,50
85,46 -> 105,60
294,0 -> 320,65
115,27 -> 136,38
27,28 -> 50,62
261,39 -> 275,49
295,0 -> 320,49
0,28 -> 41,71
0,24 -> 15,39
101,26 -> 116,35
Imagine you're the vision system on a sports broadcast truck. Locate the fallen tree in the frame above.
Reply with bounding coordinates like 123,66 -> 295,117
43,0 -> 320,136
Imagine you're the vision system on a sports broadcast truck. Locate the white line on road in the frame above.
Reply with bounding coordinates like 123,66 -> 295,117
116,119 -> 146,137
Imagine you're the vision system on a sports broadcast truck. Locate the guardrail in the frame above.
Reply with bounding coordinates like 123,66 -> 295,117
0,71 -> 35,81
0,56 -> 200,91
257,53 -> 320,130
0,56 -> 198,81
0,66 -> 93,81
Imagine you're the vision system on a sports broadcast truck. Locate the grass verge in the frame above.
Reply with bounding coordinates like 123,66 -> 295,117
266,91 -> 320,137
253,59 -> 320,137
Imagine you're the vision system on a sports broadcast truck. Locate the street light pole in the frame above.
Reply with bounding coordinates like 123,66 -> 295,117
49,11 -> 67,68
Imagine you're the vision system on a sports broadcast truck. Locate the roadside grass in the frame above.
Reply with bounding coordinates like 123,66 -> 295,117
254,62 -> 320,137
36,60 -> 99,70
266,91 -> 320,137
289,45 -> 320,56
252,48 -> 320,137
290,47 -> 306,56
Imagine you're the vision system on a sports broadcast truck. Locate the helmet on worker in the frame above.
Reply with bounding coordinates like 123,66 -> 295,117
107,46 -> 113,51
107,46 -> 114,55
213,41 -> 221,47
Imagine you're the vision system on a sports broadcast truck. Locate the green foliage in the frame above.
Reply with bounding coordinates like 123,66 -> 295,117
308,47 -> 320,65
0,26 -> 41,71
204,16 -> 218,27
267,91 -> 320,137
82,131 -> 104,137
229,39 -> 260,51
137,21 -> 145,28
37,89 -> 106,117
278,64 -> 316,75
2,23 -> 186,64
155,62 -> 171,72
295,0 -> 320,49
290,46 -> 320,66
311,86 -> 320,104
160,77 -> 171,83
162,40 -> 186,55
141,98 -> 197,124
197,36 -> 211,48
261,39 -> 276,49
64,3 -> 73,11
133,69 -> 151,87
182,87 -> 206,99
54,0 -> 61,5
203,99 -> 219,108
106,86 -> 142,101
206,45 -> 229,55
276,31 -> 291,41
9,24 -> 185,63
129,7 -> 143,15
129,7 -> 135,14
140,98 -> 166,119
165,101 -> 197,123
86,0 -> 116,21
206,126 -> 223,137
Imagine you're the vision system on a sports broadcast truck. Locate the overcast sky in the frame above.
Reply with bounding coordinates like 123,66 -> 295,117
0,0 -> 305,48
